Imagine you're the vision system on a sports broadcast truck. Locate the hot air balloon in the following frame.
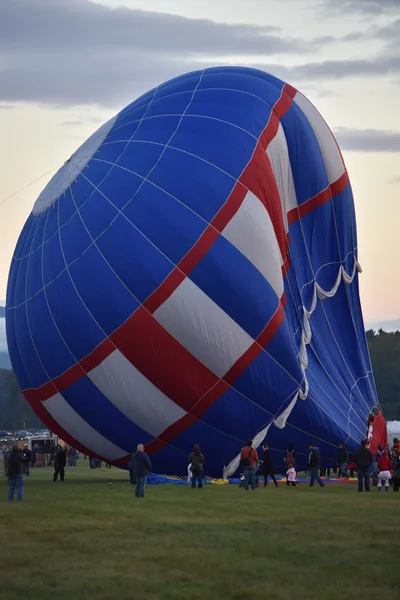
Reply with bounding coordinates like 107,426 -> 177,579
6,67 -> 386,476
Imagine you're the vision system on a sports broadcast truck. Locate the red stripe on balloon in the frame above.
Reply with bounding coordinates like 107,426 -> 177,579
145,303 -> 284,455
287,171 -> 349,225
110,306 -> 220,413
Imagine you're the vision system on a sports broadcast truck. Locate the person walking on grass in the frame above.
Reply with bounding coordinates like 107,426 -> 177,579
308,442 -> 325,488
240,440 -> 258,491
6,445 -> 25,503
354,440 -> 373,492
377,450 -> 392,493
189,444 -> 204,489
133,444 -> 151,498
286,462 -> 297,487
53,446 -> 67,482
261,444 -> 278,488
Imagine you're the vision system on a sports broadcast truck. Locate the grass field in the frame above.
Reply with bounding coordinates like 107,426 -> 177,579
0,463 -> 399,600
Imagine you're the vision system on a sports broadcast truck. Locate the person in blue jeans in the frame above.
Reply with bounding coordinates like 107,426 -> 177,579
308,443 -> 325,488
240,440 -> 259,491
6,445 -> 25,502
353,440 -> 373,492
133,444 -> 152,498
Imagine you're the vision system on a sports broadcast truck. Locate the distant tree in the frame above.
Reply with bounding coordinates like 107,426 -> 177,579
367,330 -> 400,420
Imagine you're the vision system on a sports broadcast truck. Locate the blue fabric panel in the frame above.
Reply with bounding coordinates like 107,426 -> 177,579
58,188 -> 78,227
332,184 -> 357,274
189,235 -> 280,339
78,189 -> 119,240
70,173 -> 99,211
25,246 -> 43,299
30,212 -> 47,253
26,290 -> 76,379
59,210 -> 92,265
68,244 -> 139,335
149,148 -> 235,222
122,180 -> 207,265
233,347 -> 301,417
133,116 -> 182,145
60,377 -> 152,454
187,89 -> 271,140
42,229 -> 66,286
286,221 -> 316,311
160,419 -> 241,478
200,386 -> 272,442
8,304 -> 49,389
45,269 -> 105,361
281,102 -> 329,206
298,200 -> 341,292
43,202 -> 61,243
144,91 -> 194,119
149,443 -> 191,478
96,213 -> 174,304
116,141 -> 164,178
199,69 -> 285,105
98,164 -> 143,211
171,117 -> 256,179
9,256 -> 28,309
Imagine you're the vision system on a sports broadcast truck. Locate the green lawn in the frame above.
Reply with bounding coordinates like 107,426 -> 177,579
0,463 -> 399,600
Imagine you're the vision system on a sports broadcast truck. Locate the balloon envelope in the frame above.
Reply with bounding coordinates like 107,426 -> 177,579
6,67 -> 385,476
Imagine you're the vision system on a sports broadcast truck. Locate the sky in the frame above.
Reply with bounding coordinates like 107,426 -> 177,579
0,0 -> 399,345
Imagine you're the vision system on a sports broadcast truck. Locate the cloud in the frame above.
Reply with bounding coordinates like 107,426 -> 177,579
0,0 -> 347,106
334,128 -> 400,152
62,121 -> 83,127
317,0 -> 400,15
1,0 -> 317,56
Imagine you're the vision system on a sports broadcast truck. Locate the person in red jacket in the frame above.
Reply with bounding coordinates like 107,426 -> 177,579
377,451 -> 392,492
240,440 -> 259,491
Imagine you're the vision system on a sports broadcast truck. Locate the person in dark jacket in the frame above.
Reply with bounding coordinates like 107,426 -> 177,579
6,445 -> 25,502
337,443 -> 349,478
308,443 -> 325,488
354,440 -> 373,492
22,444 -> 32,477
261,444 -> 278,488
188,444 -> 205,489
133,444 -> 152,498
53,446 -> 67,482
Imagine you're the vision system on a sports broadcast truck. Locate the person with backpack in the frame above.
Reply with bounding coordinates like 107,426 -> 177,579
188,444 -> 204,489
308,443 -> 325,488
261,444 -> 278,488
240,440 -> 258,491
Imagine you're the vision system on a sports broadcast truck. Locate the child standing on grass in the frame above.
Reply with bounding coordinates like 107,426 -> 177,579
286,462 -> 297,487
377,450 -> 392,492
